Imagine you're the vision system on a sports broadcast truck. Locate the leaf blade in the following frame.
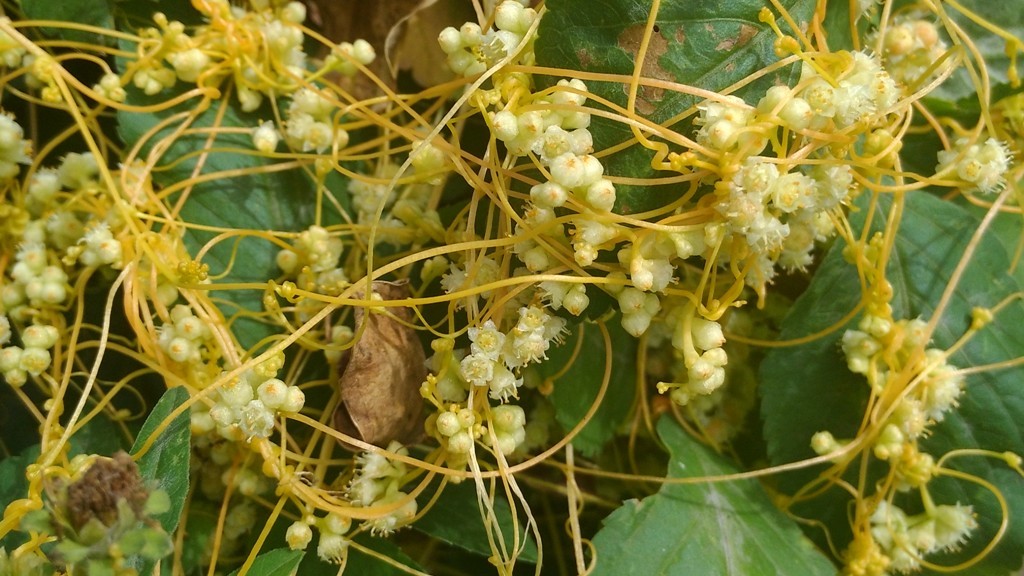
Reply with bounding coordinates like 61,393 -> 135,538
414,481 -> 538,563
589,417 -> 835,575
227,549 -> 304,576
760,191 -> 1024,572
537,321 -> 636,458
130,386 -> 191,535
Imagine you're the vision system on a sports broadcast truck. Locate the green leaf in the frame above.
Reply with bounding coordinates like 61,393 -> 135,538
297,535 -> 421,576
414,480 -> 538,563
923,0 -> 1024,115
535,321 -> 635,458
535,0 -> 814,213
110,0 -> 202,32
117,86 -> 348,351
19,0 -> 113,44
957,197 -> 1024,286
227,549 -> 304,576
588,417 -> 835,574
761,191 -> 1024,572
820,1 -> 880,52
130,386 -> 190,534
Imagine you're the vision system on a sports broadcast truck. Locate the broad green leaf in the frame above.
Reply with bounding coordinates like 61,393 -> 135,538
958,198 -> 1024,286
821,1 -> 880,52
227,549 -> 304,576
589,417 -> 835,575
761,191 -> 1024,572
130,386 -> 190,534
923,0 -> 1024,115
20,0 -> 114,44
414,480 -> 538,563
535,0 -> 814,213
534,321 -> 636,458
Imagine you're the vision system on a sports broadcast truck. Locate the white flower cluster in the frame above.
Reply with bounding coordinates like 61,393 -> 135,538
135,1 -> 311,107
487,403 -> 527,457
285,88 -> 349,153
157,304 -> 213,364
800,51 -> 899,129
538,281 -> 589,316
6,242 -> 68,310
936,137 -> 1011,194
202,368 -> 304,441
0,111 -> 30,179
347,442 -> 418,536
696,95 -> 764,152
842,316 -> 964,425
92,73 -> 126,103
440,254 -> 501,310
835,314 -> 966,492
312,513 -> 350,562
68,222 -> 124,268
251,120 -> 280,153
459,307 -> 566,401
657,310 -> 729,406
277,225 -> 344,276
434,403 -> 526,459
434,406 -> 479,455
875,13 -> 948,86
276,225 -> 349,320
438,1 -> 538,76
491,81 -> 613,273
715,157 -> 850,289
1,152 -> 132,324
26,152 -> 100,222
349,162 -> 400,220
0,319 -> 59,387
324,39 -> 375,77
870,501 -> 977,573
612,286 -> 661,337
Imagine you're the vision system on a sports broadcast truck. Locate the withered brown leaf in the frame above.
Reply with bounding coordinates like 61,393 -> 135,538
302,0 -> 466,93
334,281 -> 426,448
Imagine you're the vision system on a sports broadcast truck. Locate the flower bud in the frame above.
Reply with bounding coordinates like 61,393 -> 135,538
286,521 -> 313,550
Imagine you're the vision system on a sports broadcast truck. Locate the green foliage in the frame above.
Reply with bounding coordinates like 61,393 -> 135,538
536,321 -> 636,457
924,0 -> 1024,115
414,480 -> 538,563
19,0 -> 113,44
761,191 -> 1024,572
130,387 -> 190,534
297,536 -> 423,576
226,549 -> 303,576
1,1 -> 1023,575
589,417 -> 835,574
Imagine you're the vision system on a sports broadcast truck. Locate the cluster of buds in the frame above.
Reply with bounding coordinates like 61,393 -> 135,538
0,319 -> 58,387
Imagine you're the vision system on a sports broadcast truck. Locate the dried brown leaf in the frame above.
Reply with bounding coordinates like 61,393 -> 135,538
303,0 -> 467,90
334,281 -> 426,448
